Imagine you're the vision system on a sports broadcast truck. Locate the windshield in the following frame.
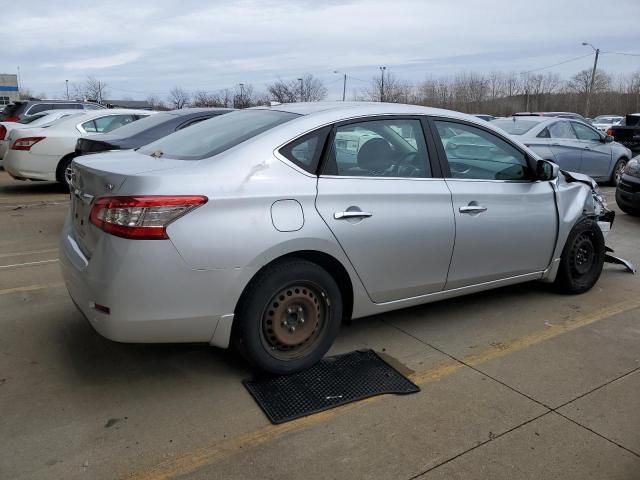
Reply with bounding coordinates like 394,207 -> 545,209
594,116 -> 621,123
491,119 -> 540,135
139,109 -> 299,160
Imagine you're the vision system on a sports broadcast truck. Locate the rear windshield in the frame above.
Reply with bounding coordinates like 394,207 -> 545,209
104,112 -> 175,137
491,119 -> 540,135
139,109 -> 299,160
20,114 -> 47,124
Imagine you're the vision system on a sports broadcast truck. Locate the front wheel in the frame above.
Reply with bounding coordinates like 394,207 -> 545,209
611,158 -> 627,186
234,259 -> 342,375
553,220 -> 605,294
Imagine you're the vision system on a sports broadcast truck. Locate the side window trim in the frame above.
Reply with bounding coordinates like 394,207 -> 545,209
319,115 -> 435,179
427,116 -> 537,182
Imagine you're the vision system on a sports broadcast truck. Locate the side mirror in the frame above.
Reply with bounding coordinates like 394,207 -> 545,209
604,135 -> 614,143
537,159 -> 559,181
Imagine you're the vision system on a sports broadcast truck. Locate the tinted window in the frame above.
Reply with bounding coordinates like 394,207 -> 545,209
326,118 -> 431,178
491,119 -> 540,135
139,110 -> 299,160
571,121 -> 601,141
434,120 -> 529,181
548,121 -> 577,139
280,127 -> 330,174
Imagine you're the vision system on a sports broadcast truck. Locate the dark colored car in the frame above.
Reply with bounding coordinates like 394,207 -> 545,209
616,155 -> 640,216
75,108 -> 233,155
0,100 -> 105,122
608,114 -> 640,152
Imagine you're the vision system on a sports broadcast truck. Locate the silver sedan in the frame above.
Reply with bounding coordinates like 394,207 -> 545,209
61,103 -> 613,374
492,116 -> 632,185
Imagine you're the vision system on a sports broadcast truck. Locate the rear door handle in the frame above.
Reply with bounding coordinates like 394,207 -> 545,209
334,211 -> 373,220
459,205 -> 487,214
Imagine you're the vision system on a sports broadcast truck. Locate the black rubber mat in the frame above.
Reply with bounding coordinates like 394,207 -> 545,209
243,349 -> 420,424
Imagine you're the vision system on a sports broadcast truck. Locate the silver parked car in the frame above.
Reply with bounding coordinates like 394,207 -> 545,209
492,116 -> 632,185
61,103 -> 613,374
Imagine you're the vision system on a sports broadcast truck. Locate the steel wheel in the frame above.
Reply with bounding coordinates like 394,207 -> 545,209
569,233 -> 595,276
260,282 -> 329,361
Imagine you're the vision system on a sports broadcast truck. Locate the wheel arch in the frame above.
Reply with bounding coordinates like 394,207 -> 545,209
55,152 -> 76,183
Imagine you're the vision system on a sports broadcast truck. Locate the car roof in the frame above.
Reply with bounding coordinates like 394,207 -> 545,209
167,107 -> 234,116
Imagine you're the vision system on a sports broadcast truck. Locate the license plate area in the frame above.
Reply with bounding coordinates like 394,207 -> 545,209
71,191 -> 91,240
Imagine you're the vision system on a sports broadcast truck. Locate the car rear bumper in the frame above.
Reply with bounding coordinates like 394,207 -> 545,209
59,213 -> 239,345
3,149 -> 58,181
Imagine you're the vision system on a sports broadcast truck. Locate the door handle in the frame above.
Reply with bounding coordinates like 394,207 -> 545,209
334,211 -> 373,220
459,205 -> 487,214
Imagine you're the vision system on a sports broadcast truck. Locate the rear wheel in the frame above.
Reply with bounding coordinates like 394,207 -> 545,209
56,154 -> 75,188
234,259 -> 342,375
611,158 -> 627,186
553,220 -> 605,294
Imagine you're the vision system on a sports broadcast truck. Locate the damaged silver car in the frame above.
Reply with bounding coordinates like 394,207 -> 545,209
60,103 -> 631,375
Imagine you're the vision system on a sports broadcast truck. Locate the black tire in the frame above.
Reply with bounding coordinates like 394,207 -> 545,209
610,158 -> 627,186
55,155 -> 75,188
617,202 -> 640,217
553,220 -> 605,294
234,259 -> 342,375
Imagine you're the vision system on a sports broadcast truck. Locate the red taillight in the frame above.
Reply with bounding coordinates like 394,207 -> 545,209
4,116 -> 19,122
0,126 -> 6,141
606,128 -> 614,136
89,195 -> 208,240
11,136 -> 45,151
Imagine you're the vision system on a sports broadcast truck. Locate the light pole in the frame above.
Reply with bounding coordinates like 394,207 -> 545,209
297,78 -> 304,102
582,42 -> 600,118
333,71 -> 347,101
379,66 -> 386,102
65,80 -> 69,99
238,83 -> 244,108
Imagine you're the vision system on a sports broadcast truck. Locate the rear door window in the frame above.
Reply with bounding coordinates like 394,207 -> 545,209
548,121 -> 577,139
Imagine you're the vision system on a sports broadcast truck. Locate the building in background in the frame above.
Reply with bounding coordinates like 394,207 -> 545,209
0,74 -> 19,106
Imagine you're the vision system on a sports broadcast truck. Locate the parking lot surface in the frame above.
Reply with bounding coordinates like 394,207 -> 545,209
0,170 -> 638,479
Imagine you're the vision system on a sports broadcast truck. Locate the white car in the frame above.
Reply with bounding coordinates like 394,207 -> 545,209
3,109 -> 154,183
0,110 -> 86,163
592,115 -> 623,132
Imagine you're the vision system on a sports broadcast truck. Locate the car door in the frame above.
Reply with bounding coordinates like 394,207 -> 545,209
570,120 -> 612,180
315,116 -> 455,303
430,119 -> 557,290
545,120 -> 583,172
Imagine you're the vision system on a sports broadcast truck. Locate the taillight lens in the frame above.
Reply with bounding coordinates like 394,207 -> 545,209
0,126 -> 6,141
11,136 -> 45,151
606,128 -> 614,136
89,195 -> 207,240
4,116 -> 19,122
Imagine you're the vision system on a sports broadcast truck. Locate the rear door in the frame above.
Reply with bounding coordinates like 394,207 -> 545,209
546,120 -> 583,171
570,120 -> 612,180
315,116 -> 455,303
430,119 -> 557,289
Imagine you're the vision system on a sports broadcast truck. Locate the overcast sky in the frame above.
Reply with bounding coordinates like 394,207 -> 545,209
4,0 -> 640,100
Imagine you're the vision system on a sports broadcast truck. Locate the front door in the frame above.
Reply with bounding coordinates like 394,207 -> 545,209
316,117 -> 455,303
431,119 -> 557,290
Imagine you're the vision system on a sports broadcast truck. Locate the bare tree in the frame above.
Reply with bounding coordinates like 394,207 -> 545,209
567,69 -> 611,96
84,76 -> 108,103
266,74 -> 327,103
168,86 -> 190,109
146,95 -> 168,110
366,71 -> 412,103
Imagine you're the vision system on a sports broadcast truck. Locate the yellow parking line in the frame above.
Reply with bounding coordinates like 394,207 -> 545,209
0,282 -> 65,296
128,299 -> 640,480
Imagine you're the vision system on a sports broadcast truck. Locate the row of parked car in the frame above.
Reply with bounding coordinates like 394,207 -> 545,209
0,100 -> 232,184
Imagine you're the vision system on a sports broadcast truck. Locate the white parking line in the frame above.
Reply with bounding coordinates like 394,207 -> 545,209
0,248 -> 59,259
0,259 -> 59,269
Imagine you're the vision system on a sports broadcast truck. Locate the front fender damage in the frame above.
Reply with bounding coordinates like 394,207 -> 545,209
541,170 -> 635,282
